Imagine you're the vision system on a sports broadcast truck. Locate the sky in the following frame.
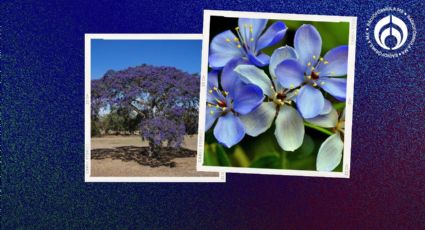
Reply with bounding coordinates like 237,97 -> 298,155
91,39 -> 202,79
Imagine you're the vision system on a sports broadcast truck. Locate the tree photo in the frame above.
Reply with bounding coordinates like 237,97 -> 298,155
88,38 -> 218,178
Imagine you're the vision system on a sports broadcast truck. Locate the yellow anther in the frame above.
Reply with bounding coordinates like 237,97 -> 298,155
237,44 -> 241,48
330,71 -> 335,76
208,103 -> 212,107
208,90 -> 213,94
324,61 -> 329,64
213,86 -> 218,91
250,24 -> 253,28
311,67 -> 315,71
235,27 -> 239,31
215,104 -> 219,108
295,89 -> 300,95
226,38 -> 231,42
307,75 -> 312,79
223,91 -> 228,96
290,84 -> 294,89
250,38 -> 254,42
313,55 -> 317,59
221,107 -> 226,111
321,81 -> 325,85
210,110 -> 214,115
313,82 -> 318,87
307,62 -> 311,67
320,57 -> 324,61
234,37 -> 239,42
244,24 -> 248,28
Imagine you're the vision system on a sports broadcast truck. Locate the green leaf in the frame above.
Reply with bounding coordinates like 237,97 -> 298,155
250,155 -> 280,169
216,144 -> 232,166
203,143 -> 219,166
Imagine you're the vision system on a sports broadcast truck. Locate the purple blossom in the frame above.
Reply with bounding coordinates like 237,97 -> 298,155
206,59 -> 264,148
209,18 -> 287,69
273,24 -> 348,119
91,64 -> 199,151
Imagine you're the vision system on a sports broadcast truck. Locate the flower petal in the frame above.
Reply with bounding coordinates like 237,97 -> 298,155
306,107 -> 338,128
234,64 -> 274,97
247,52 -> 270,67
296,85 -> 324,119
240,102 -> 276,137
294,24 -> 322,67
274,105 -> 305,151
316,133 -> 343,172
213,113 -> 245,148
209,30 -> 244,69
238,18 -> 267,43
269,46 -> 298,79
341,107 -> 346,121
275,59 -> 305,89
256,21 -> 287,52
205,106 -> 220,131
321,99 -> 332,115
208,70 -> 218,87
221,58 -> 247,96
233,83 -> 264,115
316,45 -> 348,77
320,77 -> 347,101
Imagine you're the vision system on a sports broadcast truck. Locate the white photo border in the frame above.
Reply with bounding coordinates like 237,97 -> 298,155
197,10 -> 357,178
85,33 -> 226,183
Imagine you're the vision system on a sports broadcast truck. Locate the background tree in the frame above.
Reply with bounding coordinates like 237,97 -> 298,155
91,64 -> 200,157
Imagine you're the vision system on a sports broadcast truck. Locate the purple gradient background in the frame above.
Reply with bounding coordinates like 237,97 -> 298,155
2,0 -> 425,228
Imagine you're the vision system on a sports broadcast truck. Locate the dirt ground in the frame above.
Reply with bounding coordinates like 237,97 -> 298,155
90,135 -> 217,177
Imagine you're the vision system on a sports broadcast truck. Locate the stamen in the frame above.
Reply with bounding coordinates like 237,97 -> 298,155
215,105 -> 219,108
226,38 -> 231,42
321,81 -> 325,85
208,90 -> 213,94
223,91 -> 228,96
319,57 -> 324,62
250,38 -> 254,42
208,103 -> 212,107
290,84 -> 294,89
311,67 -> 315,71
324,61 -> 329,64
237,44 -> 241,48
307,62 -> 311,67
213,87 -> 218,91
235,27 -> 239,31
221,107 -> 226,111
313,55 -> 317,60
210,110 -> 214,115
307,75 -> 312,79
234,37 -> 239,42
313,82 -> 318,87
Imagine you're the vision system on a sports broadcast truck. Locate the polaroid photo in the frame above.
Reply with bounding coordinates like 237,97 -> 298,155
85,34 -> 225,182
197,10 -> 357,178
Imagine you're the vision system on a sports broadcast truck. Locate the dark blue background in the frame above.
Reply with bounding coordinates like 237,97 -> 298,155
2,0 -> 424,228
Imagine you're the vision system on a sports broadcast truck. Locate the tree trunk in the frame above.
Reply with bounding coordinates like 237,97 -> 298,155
147,139 -> 159,158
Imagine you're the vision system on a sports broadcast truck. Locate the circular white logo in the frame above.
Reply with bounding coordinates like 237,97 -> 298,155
366,7 -> 416,58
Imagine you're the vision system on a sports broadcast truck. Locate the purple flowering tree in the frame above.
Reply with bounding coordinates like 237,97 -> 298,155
91,64 -> 200,157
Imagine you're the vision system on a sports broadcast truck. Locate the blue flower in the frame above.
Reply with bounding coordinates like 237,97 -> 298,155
274,24 -> 349,119
209,18 -> 287,69
233,47 -> 306,151
206,59 -> 264,148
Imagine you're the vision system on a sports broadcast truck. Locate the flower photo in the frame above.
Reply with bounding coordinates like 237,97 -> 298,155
199,11 -> 356,177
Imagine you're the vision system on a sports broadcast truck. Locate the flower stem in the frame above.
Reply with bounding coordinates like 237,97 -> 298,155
304,122 -> 334,136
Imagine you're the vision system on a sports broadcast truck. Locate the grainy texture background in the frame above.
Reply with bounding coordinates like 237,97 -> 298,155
2,0 -> 425,229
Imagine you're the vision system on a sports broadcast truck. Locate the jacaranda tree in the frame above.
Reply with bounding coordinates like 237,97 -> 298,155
91,64 -> 200,157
